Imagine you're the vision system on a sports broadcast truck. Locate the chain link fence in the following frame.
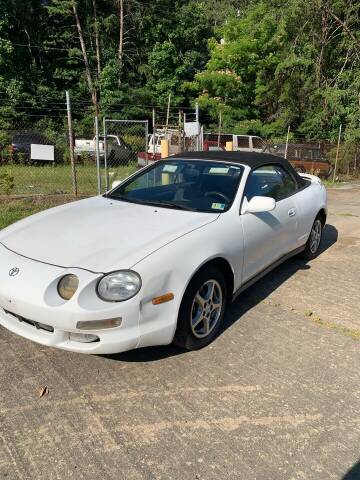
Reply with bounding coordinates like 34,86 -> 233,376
102,119 -> 148,190
0,117 -> 99,197
203,132 -> 360,179
1,112 -> 359,198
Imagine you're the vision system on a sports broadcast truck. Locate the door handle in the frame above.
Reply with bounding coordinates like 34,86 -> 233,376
288,208 -> 296,217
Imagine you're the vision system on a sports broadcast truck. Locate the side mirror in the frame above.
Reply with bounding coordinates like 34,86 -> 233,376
243,196 -> 275,214
111,180 -> 122,189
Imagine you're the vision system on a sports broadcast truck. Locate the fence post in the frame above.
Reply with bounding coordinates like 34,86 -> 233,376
217,110 -> 222,148
195,102 -> 200,151
94,116 -> 101,194
333,124 -> 342,183
284,125 -> 290,159
66,90 -> 78,197
103,117 -> 109,191
145,120 -> 149,166
152,108 -> 156,162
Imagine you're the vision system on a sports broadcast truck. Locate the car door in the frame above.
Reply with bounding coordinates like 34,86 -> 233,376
240,164 -> 299,283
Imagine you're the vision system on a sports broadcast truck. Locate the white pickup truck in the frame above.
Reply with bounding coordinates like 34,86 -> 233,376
74,135 -> 133,165
74,135 -> 116,156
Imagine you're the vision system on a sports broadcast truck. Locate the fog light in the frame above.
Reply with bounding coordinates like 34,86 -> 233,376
69,332 -> 99,343
58,274 -> 79,300
76,318 -> 122,330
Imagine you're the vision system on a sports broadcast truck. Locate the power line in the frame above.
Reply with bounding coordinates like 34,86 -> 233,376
11,43 -> 77,52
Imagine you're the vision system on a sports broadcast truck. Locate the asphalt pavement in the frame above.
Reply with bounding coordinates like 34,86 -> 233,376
1,184 -> 360,480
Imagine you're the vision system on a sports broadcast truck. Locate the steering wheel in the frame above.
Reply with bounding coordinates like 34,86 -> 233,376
204,191 -> 230,204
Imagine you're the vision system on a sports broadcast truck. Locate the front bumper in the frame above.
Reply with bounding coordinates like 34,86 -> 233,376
0,244 -> 140,354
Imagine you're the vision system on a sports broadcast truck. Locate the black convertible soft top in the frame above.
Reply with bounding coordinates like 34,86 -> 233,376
171,151 -> 305,187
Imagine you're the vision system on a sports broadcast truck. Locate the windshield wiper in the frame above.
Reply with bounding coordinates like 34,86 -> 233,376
104,194 -> 146,205
143,200 -> 197,211
104,194 -> 196,211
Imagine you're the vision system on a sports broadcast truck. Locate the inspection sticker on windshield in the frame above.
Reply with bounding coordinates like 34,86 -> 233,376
162,164 -> 178,173
212,203 -> 225,210
209,167 -> 229,174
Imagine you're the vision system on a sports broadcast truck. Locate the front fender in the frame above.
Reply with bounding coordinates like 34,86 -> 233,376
132,214 -> 242,348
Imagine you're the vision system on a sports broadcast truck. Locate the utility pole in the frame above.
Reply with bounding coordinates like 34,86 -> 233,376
152,108 -> 156,159
333,124 -> 342,183
94,116 -> 101,194
195,102 -> 200,151
66,91 -> 78,197
284,125 -> 290,159
217,110 -> 222,148
165,93 -> 171,134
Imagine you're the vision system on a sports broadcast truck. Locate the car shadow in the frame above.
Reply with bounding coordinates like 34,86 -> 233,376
104,224 -> 338,363
342,459 -> 360,479
221,223 -> 338,333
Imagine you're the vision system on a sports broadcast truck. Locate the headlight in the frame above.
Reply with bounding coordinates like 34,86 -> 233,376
96,270 -> 141,302
58,274 -> 79,300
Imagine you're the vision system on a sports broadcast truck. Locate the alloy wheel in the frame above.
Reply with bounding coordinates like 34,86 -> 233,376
190,279 -> 223,339
310,219 -> 322,253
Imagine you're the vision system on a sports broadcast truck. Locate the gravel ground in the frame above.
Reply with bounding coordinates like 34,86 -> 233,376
0,184 -> 360,480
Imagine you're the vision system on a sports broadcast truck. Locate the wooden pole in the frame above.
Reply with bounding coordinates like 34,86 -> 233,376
217,110 -> 222,147
178,110 -> 182,153
284,125 -> 290,159
195,102 -> 200,151
66,91 -> 78,197
332,124 -> 342,183
165,93 -> 171,134
152,108 -> 156,159
95,115 -> 101,194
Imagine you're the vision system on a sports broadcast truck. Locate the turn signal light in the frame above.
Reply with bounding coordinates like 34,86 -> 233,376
152,293 -> 174,305
76,318 -> 122,330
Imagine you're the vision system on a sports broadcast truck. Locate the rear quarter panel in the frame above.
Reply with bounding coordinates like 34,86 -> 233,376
294,181 -> 327,246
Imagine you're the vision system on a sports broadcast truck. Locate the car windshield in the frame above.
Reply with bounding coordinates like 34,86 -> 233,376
106,159 -> 243,213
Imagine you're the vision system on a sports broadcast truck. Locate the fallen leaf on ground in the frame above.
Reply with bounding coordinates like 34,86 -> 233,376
39,386 -> 49,398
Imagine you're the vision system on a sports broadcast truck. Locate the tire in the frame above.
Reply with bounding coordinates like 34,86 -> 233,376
301,215 -> 323,260
173,266 -> 227,350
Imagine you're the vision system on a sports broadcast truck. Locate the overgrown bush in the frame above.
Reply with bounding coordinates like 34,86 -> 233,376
327,142 -> 359,175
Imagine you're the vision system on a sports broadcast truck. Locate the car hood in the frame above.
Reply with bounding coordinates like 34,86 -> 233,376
0,196 -> 219,273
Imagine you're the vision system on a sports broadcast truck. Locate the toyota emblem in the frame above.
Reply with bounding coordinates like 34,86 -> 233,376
9,267 -> 20,277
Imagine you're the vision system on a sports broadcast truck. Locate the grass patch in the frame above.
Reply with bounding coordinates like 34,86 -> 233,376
303,309 -> 360,340
322,179 -> 347,188
337,212 -> 358,217
311,316 -> 360,341
0,163 -> 137,196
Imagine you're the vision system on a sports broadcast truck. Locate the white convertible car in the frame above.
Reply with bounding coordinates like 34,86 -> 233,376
0,152 -> 327,354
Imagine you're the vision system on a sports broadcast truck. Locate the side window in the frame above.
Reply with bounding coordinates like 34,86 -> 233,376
244,164 -> 297,202
252,137 -> 265,149
237,136 -> 250,148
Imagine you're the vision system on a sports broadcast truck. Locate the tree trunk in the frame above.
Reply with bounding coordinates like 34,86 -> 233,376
73,2 -> 99,116
118,0 -> 124,87
23,28 -> 35,65
92,0 -> 101,79
327,10 -> 360,52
